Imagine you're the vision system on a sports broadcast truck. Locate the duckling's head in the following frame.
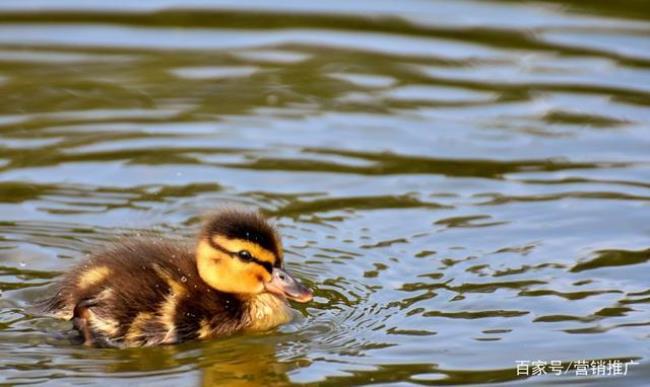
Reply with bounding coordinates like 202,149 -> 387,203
196,208 -> 312,303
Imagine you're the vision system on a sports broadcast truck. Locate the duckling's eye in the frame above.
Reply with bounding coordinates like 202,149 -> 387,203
238,250 -> 253,262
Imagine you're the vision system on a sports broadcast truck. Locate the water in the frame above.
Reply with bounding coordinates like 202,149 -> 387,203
0,1 -> 649,385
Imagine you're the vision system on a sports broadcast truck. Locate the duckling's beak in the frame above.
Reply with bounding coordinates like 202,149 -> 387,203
264,268 -> 313,303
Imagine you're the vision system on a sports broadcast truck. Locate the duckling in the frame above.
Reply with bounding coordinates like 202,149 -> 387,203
40,208 -> 312,347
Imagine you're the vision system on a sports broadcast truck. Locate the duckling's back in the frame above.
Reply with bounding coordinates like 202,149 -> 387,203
41,238 -> 245,347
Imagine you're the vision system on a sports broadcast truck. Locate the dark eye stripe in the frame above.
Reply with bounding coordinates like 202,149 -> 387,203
209,240 -> 274,274
252,258 -> 273,274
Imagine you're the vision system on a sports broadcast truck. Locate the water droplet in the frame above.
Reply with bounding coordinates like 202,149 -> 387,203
181,276 -> 187,283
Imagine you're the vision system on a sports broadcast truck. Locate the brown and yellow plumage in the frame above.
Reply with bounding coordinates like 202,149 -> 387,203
40,208 -> 312,348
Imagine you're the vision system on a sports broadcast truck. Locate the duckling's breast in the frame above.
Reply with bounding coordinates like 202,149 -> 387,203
243,293 -> 294,332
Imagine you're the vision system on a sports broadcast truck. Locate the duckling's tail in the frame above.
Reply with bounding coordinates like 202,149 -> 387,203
30,291 -> 73,320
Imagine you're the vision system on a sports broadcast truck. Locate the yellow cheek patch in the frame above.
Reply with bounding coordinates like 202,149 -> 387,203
197,239 -> 271,295
212,236 -> 277,265
196,241 -> 216,265
225,257 -> 270,292
77,266 -> 111,289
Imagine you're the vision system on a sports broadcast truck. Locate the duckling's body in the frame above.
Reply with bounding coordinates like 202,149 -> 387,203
41,209 -> 311,348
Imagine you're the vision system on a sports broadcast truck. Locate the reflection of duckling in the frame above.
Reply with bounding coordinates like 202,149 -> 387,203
40,208 -> 312,347
201,338 -> 295,387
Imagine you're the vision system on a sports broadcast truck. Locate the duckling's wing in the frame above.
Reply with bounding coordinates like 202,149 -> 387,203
36,237 -> 250,347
